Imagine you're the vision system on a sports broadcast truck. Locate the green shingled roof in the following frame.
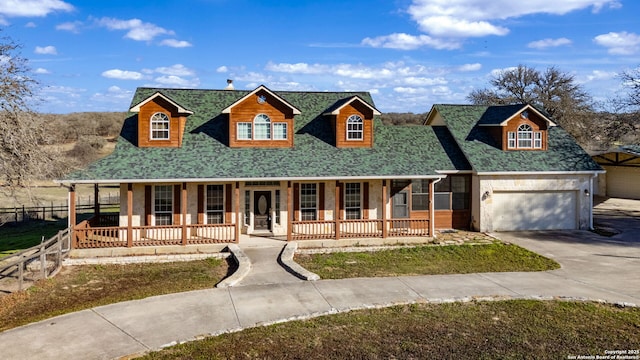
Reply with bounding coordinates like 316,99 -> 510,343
63,88 -> 467,183
432,104 -> 603,173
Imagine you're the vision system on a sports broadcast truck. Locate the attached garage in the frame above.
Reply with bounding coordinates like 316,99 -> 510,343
491,191 -> 578,231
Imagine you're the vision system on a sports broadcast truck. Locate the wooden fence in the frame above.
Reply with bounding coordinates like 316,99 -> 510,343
0,229 -> 71,292
0,193 -> 119,224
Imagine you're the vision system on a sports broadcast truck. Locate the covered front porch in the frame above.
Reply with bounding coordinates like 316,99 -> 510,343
66,177 -> 466,249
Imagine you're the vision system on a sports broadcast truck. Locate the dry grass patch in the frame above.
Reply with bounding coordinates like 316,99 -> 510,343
0,258 -> 230,331
295,242 -> 560,279
141,300 -> 640,359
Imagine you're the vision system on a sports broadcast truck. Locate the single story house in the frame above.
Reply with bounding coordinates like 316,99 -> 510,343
59,85 -> 602,249
592,145 -> 640,200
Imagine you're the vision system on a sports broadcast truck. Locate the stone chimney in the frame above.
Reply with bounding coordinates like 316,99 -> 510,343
225,79 -> 234,90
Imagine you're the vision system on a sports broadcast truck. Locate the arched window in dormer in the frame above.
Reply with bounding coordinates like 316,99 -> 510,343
517,124 -> 533,148
254,113 -> 271,140
150,112 -> 170,140
346,115 -> 363,140
507,123 -> 543,150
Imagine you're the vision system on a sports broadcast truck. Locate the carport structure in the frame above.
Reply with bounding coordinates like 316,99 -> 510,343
593,145 -> 640,200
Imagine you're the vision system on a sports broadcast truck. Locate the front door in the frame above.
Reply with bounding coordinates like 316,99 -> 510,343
253,191 -> 272,231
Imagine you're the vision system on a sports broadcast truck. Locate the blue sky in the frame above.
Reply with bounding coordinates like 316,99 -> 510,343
1,0 -> 639,114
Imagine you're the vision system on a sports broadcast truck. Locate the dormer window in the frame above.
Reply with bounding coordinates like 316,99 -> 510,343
236,113 -> 288,141
150,112 -> 170,140
508,124 -> 542,149
254,114 -> 271,140
346,115 -> 363,140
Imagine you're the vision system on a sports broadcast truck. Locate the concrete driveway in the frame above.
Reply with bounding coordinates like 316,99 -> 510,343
492,197 -> 640,302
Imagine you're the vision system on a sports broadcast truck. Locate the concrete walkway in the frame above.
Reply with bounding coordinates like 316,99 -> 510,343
1,229 -> 639,359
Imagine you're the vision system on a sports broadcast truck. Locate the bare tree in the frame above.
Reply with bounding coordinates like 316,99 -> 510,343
619,65 -> 640,110
0,33 -> 64,201
467,65 -> 594,144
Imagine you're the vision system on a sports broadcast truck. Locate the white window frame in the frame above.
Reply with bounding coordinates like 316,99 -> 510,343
300,183 -> 317,221
150,112 -> 170,140
273,122 -> 287,140
254,113 -> 271,140
346,115 -> 363,141
344,182 -> 362,219
237,122 -> 252,140
534,131 -> 542,149
507,131 -> 516,149
206,184 -> 225,224
517,124 -> 533,149
153,185 -> 173,225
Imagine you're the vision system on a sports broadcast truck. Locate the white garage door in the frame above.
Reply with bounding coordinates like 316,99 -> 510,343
492,191 -> 577,231
605,166 -> 640,200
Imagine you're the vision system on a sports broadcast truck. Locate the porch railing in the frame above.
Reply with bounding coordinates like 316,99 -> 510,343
73,223 -> 236,249
290,218 -> 429,241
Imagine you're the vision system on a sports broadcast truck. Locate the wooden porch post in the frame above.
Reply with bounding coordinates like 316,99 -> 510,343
93,183 -> 100,222
335,180 -> 340,241
181,182 -> 187,246
69,184 -> 77,248
382,180 -> 387,238
429,179 -> 435,237
287,181 -> 293,241
127,183 -> 133,247
235,182 -> 240,243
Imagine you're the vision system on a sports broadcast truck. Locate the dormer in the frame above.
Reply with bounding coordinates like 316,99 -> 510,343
129,92 -> 193,148
323,96 -> 380,148
477,104 -> 556,151
223,85 -> 301,148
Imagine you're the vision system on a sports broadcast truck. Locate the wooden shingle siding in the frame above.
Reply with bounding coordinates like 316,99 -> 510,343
138,97 -> 186,148
229,90 -> 295,148
334,102 -> 374,148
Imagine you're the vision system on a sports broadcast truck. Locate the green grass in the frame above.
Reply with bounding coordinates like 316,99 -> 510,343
141,300 -> 640,359
294,242 -> 560,279
0,258 -> 230,331
0,218 -> 73,258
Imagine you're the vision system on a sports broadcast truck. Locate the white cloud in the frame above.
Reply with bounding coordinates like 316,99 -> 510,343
216,66 -> 228,73
362,33 -> 461,50
527,37 -> 572,49
594,31 -> 640,55
56,20 -> 82,33
402,77 -> 448,86
25,21 -> 36,28
153,75 -> 199,87
101,69 -> 143,80
585,70 -> 617,82
153,64 -> 195,77
458,63 -> 482,72
34,45 -> 57,55
407,0 -> 621,38
0,0 -> 73,17
95,17 -> 174,41
34,67 -> 50,74
159,39 -> 192,48
266,61 -> 449,81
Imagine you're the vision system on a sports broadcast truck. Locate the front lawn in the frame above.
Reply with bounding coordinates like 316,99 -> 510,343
294,242 -> 560,279
141,300 -> 640,359
0,258 -> 230,332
